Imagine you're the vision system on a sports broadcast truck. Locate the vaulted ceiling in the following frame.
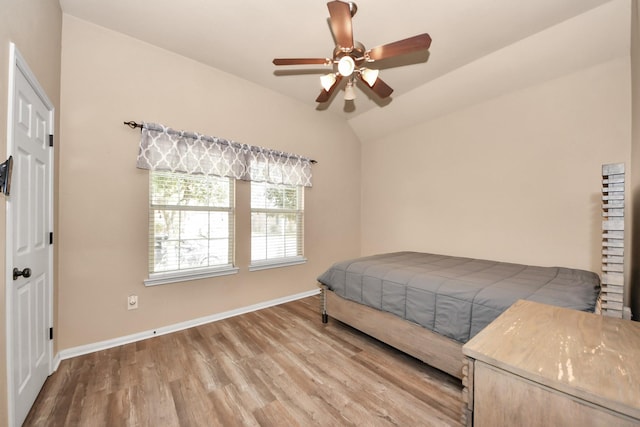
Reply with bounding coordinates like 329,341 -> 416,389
59,0 -> 623,136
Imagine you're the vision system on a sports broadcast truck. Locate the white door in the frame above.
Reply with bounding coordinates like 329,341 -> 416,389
6,44 -> 53,427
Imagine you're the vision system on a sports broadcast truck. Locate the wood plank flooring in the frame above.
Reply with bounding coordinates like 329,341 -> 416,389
24,295 -> 463,426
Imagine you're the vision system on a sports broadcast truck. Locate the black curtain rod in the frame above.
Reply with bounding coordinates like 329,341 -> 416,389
123,120 -> 317,164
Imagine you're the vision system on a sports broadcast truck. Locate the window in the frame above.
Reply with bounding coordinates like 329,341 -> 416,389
250,181 -> 306,270
145,171 -> 237,286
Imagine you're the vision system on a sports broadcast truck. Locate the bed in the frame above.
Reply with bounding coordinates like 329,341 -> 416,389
317,251 -> 600,380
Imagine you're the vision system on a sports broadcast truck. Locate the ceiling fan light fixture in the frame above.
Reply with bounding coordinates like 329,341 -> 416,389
273,1 -> 432,106
344,81 -> 356,100
337,55 -> 355,77
320,73 -> 337,91
360,68 -> 379,87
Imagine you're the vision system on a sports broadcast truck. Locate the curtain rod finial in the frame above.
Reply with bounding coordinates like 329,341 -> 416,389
124,120 -> 142,129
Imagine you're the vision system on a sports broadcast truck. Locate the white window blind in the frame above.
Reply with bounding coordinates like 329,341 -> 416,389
146,171 -> 237,285
250,181 -> 306,270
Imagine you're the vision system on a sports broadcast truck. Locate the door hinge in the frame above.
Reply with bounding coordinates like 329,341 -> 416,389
49,134 -> 53,147
49,327 -> 53,340
49,232 -> 53,245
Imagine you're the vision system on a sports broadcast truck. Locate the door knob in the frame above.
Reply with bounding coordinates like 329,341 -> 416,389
13,267 -> 31,280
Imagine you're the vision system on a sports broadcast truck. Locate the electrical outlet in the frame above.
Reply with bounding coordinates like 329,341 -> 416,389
128,295 -> 138,310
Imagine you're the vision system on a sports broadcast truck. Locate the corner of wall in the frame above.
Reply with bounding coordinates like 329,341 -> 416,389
628,0 -> 640,320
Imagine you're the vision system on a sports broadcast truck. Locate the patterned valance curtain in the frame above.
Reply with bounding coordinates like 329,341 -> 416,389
136,122 -> 313,187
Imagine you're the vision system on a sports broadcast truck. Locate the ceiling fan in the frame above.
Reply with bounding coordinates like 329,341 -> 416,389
273,1 -> 432,103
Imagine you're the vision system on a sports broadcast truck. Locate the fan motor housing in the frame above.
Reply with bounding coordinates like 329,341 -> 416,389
333,42 -> 366,68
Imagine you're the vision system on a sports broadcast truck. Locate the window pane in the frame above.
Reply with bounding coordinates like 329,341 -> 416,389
208,238 -> 230,265
180,211 -> 209,239
182,176 -> 213,207
265,187 -> 283,209
149,171 -> 234,276
252,182 -> 267,209
155,240 -> 179,273
283,187 -> 298,209
251,212 -> 267,261
151,175 -> 180,205
210,211 -> 229,239
151,172 -> 231,207
179,239 -> 209,268
251,182 -> 303,264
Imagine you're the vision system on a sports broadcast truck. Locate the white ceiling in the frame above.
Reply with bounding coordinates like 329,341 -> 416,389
58,0 -> 615,120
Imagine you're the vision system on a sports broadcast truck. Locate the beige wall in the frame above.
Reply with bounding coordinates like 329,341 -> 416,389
359,4 -> 634,308
58,15 -> 361,350
361,57 -> 630,274
0,0 -> 62,423
356,2 -> 635,306
357,2 -> 637,313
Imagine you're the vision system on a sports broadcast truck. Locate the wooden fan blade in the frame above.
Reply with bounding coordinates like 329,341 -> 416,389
358,74 -> 393,98
316,74 -> 343,102
366,33 -> 432,61
327,1 -> 354,50
316,90 -> 331,103
273,58 -> 331,66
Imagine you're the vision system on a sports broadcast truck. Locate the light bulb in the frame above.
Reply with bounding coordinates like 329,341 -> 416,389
344,81 -> 356,100
337,56 -> 355,77
360,68 -> 379,87
320,73 -> 337,91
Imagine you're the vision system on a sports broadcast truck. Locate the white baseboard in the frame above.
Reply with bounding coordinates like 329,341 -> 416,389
55,288 -> 320,363
51,352 -> 61,373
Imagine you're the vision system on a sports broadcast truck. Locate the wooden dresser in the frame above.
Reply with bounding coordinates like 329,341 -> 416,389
461,300 -> 640,426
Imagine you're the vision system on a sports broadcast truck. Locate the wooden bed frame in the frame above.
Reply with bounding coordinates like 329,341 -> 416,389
321,285 -> 481,426
320,285 -> 463,378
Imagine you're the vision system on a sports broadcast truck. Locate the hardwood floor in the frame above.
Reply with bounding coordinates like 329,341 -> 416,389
25,295 -> 463,426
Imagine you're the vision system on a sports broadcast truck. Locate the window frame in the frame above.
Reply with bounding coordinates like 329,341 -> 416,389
144,171 -> 238,286
249,181 -> 307,271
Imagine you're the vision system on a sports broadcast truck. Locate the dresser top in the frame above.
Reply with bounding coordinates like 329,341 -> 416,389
463,300 -> 640,419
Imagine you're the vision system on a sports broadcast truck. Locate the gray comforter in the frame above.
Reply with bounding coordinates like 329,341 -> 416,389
317,252 -> 600,343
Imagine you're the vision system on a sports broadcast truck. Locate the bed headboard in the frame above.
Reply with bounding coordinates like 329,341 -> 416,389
600,162 -> 630,319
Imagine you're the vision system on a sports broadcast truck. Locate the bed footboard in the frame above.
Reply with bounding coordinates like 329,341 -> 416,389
320,285 -> 463,379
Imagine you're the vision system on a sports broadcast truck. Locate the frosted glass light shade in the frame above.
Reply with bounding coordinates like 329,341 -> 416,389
360,68 -> 379,87
320,73 -> 337,91
344,81 -> 356,100
337,56 -> 355,77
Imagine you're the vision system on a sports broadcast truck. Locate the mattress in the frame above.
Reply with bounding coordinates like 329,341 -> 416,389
317,252 -> 601,343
